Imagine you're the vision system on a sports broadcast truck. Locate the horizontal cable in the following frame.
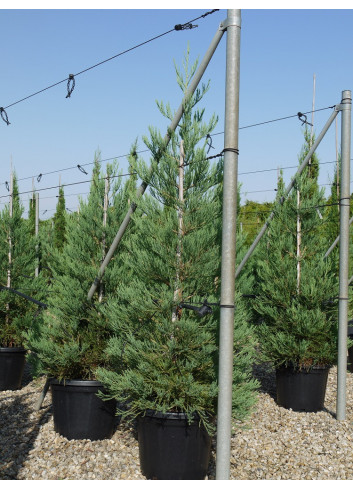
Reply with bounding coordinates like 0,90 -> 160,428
1,105 -> 339,187
2,10 -> 220,112
0,171 -> 136,199
210,105 -> 336,137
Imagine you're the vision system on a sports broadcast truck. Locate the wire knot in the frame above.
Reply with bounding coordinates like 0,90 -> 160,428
66,74 -> 75,99
297,112 -> 313,126
0,107 -> 10,125
201,9 -> 220,18
206,134 -> 215,154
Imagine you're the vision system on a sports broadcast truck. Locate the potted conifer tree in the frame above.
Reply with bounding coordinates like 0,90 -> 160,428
0,172 -> 45,390
253,132 -> 339,412
96,51 -> 258,479
25,154 -> 138,440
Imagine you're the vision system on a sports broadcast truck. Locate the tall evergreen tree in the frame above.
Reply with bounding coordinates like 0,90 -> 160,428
97,49 -> 258,432
0,173 -> 45,347
25,156 -> 133,380
53,185 -> 67,251
253,136 -> 339,369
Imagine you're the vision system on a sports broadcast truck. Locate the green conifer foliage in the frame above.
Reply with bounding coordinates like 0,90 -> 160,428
0,174 -> 44,347
96,50 -> 258,433
25,156 -> 133,380
253,156 -> 339,368
53,185 -> 67,251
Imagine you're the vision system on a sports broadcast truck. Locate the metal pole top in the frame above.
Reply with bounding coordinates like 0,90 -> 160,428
341,90 -> 352,103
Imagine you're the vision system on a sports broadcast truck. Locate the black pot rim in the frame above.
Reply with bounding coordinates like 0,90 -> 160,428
276,364 -> 331,372
0,347 -> 27,354
50,378 -> 104,387
140,409 -> 204,421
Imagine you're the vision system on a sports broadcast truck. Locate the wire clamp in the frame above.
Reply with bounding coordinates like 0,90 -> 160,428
0,107 -> 10,125
5,181 -> 9,191
77,164 -> 88,175
37,173 -> 42,182
223,147 -> 239,155
297,112 -> 313,126
66,74 -> 75,99
174,22 -> 198,31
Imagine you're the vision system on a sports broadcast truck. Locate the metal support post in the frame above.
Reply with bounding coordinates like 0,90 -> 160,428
216,9 -> 241,480
336,90 -> 351,421
87,23 -> 225,301
235,106 -> 340,279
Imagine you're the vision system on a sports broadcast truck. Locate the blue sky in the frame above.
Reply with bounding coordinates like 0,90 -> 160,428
1,5 -> 352,219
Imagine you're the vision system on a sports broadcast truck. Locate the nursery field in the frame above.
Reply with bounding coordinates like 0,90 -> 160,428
1,362 -> 353,480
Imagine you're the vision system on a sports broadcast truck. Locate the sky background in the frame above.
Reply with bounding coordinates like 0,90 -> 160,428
1,5 -> 352,220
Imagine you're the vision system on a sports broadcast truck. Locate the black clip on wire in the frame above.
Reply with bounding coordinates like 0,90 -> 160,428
77,164 -> 88,175
0,107 -> 10,125
5,181 -> 9,192
179,301 -> 213,317
37,173 -> 42,182
174,23 -> 198,31
297,112 -> 313,126
66,74 -> 75,99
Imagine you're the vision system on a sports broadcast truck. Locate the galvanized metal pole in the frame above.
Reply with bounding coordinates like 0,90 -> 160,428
35,192 -> 39,277
336,90 -> 351,421
235,106 -> 340,280
87,23 -> 225,301
216,9 -> 241,480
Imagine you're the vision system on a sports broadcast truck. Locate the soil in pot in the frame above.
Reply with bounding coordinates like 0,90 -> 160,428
276,365 -> 329,412
0,347 -> 27,391
137,410 -> 211,480
51,379 -> 117,441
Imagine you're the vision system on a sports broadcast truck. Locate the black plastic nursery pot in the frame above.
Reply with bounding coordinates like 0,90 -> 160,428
137,410 -> 212,480
276,365 -> 329,412
51,379 -> 117,441
0,347 -> 27,391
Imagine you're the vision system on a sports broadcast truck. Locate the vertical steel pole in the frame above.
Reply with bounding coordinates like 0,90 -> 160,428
35,192 -> 39,277
336,90 -> 351,420
216,9 -> 241,480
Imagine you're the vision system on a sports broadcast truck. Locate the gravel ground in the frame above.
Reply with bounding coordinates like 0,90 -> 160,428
1,362 -> 353,480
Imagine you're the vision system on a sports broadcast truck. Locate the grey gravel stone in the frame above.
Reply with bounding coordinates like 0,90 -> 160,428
1,362 -> 353,479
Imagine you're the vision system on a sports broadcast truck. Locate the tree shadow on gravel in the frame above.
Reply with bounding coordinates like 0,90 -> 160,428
20,361 -> 34,388
252,361 -> 276,400
0,375 -> 52,479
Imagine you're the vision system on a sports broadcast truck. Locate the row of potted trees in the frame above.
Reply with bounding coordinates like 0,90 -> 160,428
1,53 -> 351,479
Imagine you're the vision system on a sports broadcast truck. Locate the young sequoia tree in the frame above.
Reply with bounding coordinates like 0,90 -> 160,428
25,152 -> 137,380
0,173 -> 45,347
97,49 -> 258,432
253,133 -> 339,370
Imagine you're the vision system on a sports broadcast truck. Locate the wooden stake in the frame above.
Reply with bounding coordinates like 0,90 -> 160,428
297,188 -> 301,295
172,140 -> 185,322
35,193 -> 39,277
99,175 -> 110,302
336,117 -> 340,212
